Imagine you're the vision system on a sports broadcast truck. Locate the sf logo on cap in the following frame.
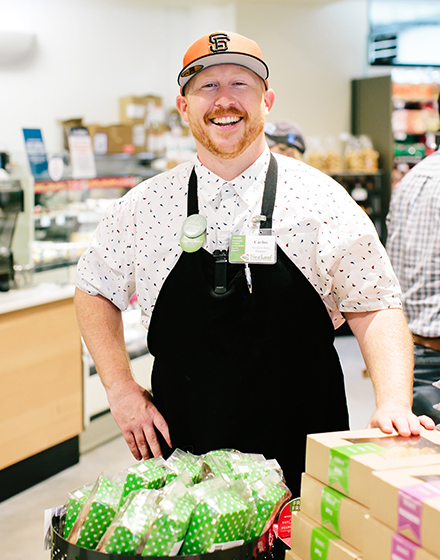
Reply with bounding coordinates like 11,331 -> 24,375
209,33 -> 230,53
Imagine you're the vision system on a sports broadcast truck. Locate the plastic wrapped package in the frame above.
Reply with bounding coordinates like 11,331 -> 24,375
121,456 -> 168,503
141,477 -> 197,556
201,450 -> 238,482
66,471 -> 127,550
63,483 -> 93,539
96,489 -> 160,555
181,478 -> 250,555
228,454 -> 282,484
165,449 -> 202,484
242,471 -> 292,542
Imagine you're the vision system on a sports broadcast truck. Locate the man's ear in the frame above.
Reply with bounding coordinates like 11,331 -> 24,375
264,88 -> 276,116
176,95 -> 189,124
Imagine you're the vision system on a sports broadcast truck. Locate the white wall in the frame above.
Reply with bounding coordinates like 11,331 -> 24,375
1,0 -> 378,157
1,0 -> 236,156
236,0 -> 371,138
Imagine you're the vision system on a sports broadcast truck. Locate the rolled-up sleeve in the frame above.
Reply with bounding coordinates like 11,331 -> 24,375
76,196 -> 137,311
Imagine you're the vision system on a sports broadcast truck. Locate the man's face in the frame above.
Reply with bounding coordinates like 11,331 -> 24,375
176,64 -> 274,160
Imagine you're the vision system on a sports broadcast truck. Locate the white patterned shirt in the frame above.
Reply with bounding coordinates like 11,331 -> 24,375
76,146 -> 401,330
386,149 -> 440,337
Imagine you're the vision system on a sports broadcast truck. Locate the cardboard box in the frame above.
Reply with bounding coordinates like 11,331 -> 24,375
285,550 -> 304,560
59,118 -> 83,150
300,472 -> 368,552
86,124 -> 109,155
363,514 -> 439,560
291,511 -> 362,560
369,465 -> 440,557
119,95 -> 162,125
86,124 -> 135,154
305,428 -> 440,508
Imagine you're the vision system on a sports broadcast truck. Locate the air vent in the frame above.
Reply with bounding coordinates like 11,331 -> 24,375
369,33 -> 398,65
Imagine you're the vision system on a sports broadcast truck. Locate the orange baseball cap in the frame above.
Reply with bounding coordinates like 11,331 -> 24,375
178,31 -> 269,93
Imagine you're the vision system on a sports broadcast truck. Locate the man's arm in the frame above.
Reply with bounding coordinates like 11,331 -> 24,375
345,308 -> 435,435
74,287 -> 171,459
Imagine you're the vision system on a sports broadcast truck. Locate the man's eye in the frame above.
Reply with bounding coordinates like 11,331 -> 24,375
202,83 -> 217,89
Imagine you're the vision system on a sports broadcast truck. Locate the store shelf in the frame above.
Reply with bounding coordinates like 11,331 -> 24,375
31,169 -> 159,272
331,171 -> 385,241
351,71 -> 440,243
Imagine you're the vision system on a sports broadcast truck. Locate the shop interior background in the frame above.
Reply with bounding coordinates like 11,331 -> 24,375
0,0 -> 423,157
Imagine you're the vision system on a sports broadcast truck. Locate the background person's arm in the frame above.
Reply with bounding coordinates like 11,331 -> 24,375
345,308 -> 435,435
74,287 -> 171,459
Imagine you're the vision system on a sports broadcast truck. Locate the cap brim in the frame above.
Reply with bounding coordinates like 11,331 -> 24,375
178,52 -> 269,90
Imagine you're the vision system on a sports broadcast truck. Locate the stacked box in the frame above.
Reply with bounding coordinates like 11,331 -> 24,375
285,550 -> 303,560
86,124 -> 135,154
119,95 -> 165,155
291,511 -> 362,560
119,95 -> 162,125
299,473 -> 368,552
305,428 -> 440,508
369,464 -> 440,558
364,514 -> 439,560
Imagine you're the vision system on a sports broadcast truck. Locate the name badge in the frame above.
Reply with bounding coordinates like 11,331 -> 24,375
229,234 -> 277,264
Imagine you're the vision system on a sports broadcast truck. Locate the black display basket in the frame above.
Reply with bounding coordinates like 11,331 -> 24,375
51,514 -> 286,560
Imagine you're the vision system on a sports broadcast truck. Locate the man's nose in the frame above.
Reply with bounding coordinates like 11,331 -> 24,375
214,85 -> 236,108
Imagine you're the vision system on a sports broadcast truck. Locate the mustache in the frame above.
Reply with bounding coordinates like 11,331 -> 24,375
205,107 -> 246,122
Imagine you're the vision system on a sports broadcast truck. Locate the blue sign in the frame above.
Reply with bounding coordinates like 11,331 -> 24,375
23,128 -> 49,177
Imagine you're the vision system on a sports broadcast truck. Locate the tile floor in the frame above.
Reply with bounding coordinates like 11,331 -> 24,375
0,335 -> 373,560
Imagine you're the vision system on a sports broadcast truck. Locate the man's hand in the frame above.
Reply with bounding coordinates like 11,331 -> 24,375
106,380 -> 172,461
368,403 -> 435,437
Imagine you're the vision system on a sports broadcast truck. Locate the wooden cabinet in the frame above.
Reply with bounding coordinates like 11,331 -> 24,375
0,295 -> 82,473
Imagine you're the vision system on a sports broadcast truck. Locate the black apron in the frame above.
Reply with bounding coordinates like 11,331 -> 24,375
147,155 -> 349,496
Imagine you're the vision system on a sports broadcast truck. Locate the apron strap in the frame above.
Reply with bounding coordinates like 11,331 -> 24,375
260,153 -> 278,230
187,153 -> 278,294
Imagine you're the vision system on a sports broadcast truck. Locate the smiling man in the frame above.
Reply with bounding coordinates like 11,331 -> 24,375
75,31 -> 434,496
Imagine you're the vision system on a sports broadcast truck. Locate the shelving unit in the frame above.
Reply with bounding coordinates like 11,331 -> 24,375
330,171 -> 385,242
351,70 -> 440,243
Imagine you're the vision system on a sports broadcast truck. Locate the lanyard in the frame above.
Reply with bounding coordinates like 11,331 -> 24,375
187,153 -> 278,293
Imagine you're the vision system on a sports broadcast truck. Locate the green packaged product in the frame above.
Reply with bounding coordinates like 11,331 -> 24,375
243,471 -> 291,541
97,489 -> 160,555
67,472 -> 126,550
165,449 -> 202,485
141,478 -> 196,556
181,478 -> 250,555
63,483 -> 93,539
121,456 -> 167,503
201,450 -> 237,482
232,458 -> 283,484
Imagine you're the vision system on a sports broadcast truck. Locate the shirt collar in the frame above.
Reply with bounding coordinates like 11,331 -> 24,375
193,145 -> 272,204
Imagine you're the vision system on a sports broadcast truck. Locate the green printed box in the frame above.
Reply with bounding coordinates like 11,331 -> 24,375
290,511 -> 362,560
300,473 -> 368,552
305,428 -> 440,508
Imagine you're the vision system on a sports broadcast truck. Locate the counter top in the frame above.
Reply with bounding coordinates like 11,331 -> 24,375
0,283 -> 76,314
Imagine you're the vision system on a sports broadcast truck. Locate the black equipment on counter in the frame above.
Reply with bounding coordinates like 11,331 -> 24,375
0,179 -> 24,291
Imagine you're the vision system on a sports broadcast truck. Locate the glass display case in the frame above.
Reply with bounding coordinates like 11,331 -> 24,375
7,153 -> 159,283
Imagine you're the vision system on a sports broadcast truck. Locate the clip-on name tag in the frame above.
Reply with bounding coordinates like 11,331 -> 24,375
229,229 -> 276,294
229,231 -> 277,265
